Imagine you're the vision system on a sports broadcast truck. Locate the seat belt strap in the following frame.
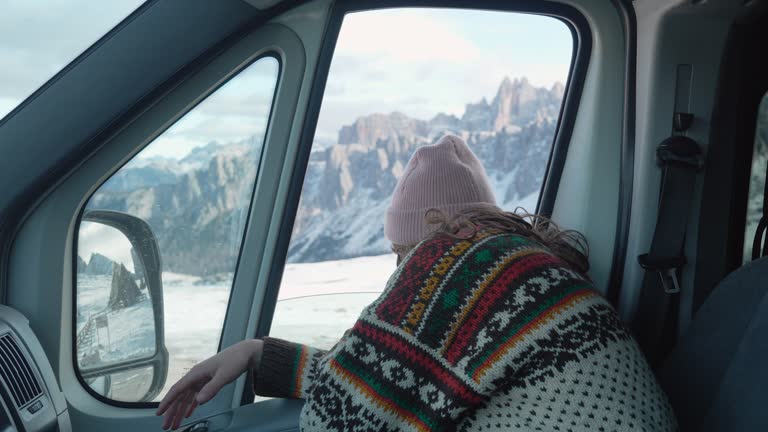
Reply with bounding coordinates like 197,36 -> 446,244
632,135 -> 703,367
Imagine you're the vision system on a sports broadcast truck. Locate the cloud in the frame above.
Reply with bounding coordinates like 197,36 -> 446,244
79,221 -> 135,272
312,9 -> 572,140
337,10 -> 482,63
137,58 -> 278,159
1,4 -> 571,160
140,112 -> 270,159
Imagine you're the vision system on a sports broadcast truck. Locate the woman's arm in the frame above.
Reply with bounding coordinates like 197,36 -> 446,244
156,337 -> 327,430
252,337 -> 327,399
157,339 -> 264,430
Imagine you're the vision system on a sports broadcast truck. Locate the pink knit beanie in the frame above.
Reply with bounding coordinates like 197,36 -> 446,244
385,134 -> 497,246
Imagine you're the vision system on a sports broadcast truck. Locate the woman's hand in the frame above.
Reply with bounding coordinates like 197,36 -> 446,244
156,339 -> 264,430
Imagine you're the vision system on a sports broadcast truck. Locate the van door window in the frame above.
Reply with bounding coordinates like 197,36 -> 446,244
75,56 -> 279,403
267,7 -> 574,361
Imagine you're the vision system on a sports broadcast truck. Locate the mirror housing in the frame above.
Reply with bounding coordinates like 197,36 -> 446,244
78,209 -> 168,402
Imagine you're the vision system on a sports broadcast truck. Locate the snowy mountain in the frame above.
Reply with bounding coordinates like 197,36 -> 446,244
288,77 -> 561,262
88,77 -> 563,274
90,148 -> 260,276
82,253 -> 116,275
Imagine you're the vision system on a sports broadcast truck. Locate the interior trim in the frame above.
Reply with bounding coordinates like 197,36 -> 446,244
253,0 -> 344,363
605,0 -> 638,306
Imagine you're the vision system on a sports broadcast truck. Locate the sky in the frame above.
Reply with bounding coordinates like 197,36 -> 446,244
0,2 -> 572,159
79,222 -> 136,272
315,8 -> 573,142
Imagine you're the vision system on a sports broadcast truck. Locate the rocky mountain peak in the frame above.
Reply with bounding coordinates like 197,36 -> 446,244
108,263 -> 144,310
84,253 -> 115,276
338,112 -> 429,148
490,76 -> 542,131
181,141 -> 222,165
496,76 -> 531,96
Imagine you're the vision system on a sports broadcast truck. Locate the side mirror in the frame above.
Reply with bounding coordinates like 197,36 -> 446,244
76,210 -> 168,402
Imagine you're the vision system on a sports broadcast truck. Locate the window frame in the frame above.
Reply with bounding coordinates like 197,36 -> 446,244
604,0 -> 636,306
71,51 -> 283,408
246,0 -> 592,405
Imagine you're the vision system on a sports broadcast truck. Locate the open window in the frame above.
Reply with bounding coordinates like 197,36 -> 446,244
260,5 -> 587,393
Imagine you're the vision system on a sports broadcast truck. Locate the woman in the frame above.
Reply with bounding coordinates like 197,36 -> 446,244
158,135 -> 676,431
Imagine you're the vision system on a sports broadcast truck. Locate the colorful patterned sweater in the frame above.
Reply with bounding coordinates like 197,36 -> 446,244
253,229 -> 677,431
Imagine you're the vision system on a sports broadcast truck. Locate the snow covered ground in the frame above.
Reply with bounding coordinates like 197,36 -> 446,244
278,253 -> 396,300
77,253 -> 396,401
76,276 -> 155,365
78,198 -> 549,401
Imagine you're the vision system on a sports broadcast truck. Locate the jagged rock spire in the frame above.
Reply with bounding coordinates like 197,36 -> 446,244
108,263 -> 144,310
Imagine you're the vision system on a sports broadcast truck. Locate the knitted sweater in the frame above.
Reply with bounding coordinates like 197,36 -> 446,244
253,229 -> 677,431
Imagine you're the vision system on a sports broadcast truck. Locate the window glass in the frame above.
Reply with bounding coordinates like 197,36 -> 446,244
744,93 -> 768,262
268,8 -> 573,351
76,57 -> 279,403
0,0 -> 145,121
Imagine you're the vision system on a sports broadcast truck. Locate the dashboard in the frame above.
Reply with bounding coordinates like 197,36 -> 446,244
0,306 -> 70,432
0,304 -> 305,432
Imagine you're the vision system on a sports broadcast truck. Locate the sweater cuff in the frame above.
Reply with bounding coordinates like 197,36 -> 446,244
253,337 -> 323,399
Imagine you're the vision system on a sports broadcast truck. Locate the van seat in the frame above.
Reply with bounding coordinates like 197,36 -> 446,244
659,257 -> 768,431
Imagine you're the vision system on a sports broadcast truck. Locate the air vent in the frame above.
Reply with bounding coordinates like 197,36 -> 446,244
0,333 -> 42,407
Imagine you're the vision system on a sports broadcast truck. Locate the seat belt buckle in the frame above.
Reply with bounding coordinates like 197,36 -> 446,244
658,268 -> 681,294
638,253 -> 686,294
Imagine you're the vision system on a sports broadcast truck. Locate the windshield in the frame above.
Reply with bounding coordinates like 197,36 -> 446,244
0,0 -> 146,121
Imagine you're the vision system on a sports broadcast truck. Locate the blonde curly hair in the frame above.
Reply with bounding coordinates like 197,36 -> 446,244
391,206 -> 589,276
